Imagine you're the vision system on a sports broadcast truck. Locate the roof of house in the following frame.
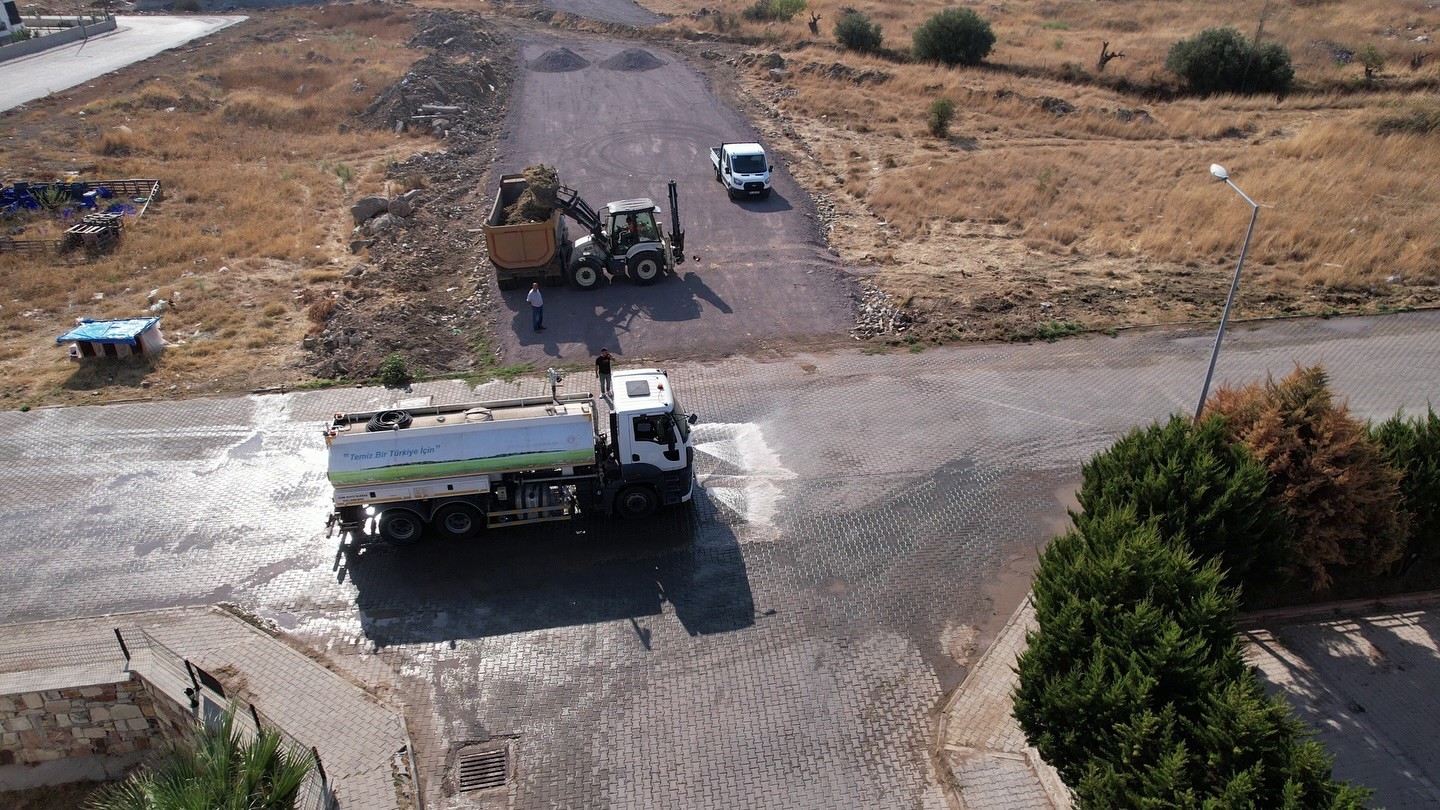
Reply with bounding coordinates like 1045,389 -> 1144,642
56,317 -> 160,345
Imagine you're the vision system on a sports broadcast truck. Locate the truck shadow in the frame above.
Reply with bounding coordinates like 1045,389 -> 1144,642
341,489 -> 755,647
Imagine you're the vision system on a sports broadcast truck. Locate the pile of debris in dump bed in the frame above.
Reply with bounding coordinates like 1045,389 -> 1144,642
504,164 -> 560,224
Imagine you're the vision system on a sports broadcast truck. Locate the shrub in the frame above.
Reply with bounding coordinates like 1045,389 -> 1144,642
912,8 -> 996,67
834,8 -> 883,54
927,98 -> 955,138
1207,365 -> 1407,590
1014,509 -> 1369,806
378,352 -> 411,387
1371,406 -> 1440,570
742,0 -> 807,23
1075,414 -> 1290,589
171,0 -> 202,12
1165,28 -> 1295,96
1359,44 -> 1384,78
86,706 -> 315,809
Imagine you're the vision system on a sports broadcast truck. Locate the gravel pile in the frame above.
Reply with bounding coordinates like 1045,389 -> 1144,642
598,49 -> 665,72
850,283 -> 911,339
529,47 -> 590,73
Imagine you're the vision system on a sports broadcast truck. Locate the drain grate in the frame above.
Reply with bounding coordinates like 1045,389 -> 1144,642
457,747 -> 509,792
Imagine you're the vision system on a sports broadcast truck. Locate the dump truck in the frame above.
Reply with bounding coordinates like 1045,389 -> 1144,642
481,174 -> 686,291
483,174 -> 571,290
710,142 -> 772,200
325,368 -> 698,546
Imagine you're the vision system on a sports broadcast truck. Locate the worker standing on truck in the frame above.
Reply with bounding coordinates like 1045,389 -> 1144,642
595,348 -> 614,397
526,283 -> 545,332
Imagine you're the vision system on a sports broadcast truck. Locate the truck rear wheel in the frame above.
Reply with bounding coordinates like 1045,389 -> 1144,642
616,485 -> 658,519
378,509 -> 424,545
570,259 -> 604,291
433,502 -> 483,541
628,252 -> 662,286
496,276 -> 520,291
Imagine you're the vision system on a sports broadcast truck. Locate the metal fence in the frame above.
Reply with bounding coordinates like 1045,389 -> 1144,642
0,626 -> 335,810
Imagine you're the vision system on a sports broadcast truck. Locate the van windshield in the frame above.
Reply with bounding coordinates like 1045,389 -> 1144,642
731,154 -> 767,174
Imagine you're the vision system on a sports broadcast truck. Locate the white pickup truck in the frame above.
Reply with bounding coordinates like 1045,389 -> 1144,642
710,142 -> 772,200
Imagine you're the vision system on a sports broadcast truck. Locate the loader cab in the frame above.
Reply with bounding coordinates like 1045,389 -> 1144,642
605,369 -> 696,516
604,199 -> 661,254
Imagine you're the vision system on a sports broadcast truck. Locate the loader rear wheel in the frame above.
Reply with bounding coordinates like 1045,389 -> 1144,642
570,259 -> 604,291
433,502 -> 483,541
616,485 -> 658,519
377,509 -> 424,546
628,252 -> 662,286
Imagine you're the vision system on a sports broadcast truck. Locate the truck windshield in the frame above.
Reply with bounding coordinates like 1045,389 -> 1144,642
731,154 -> 767,174
671,399 -> 691,443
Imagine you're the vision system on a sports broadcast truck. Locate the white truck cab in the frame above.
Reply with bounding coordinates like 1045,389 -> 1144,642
606,369 -> 696,516
710,142 -> 772,200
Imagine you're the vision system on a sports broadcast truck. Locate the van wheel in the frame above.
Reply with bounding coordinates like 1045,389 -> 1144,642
433,502 -> 483,541
760,187 -> 772,200
628,252 -> 662,286
570,259 -> 604,291
377,509 -> 424,545
616,485 -> 657,519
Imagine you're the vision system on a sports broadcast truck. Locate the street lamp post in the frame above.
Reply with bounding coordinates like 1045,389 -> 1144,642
1194,163 -> 1260,422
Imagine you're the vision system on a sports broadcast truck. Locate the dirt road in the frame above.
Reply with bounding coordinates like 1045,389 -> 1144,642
485,33 -> 857,367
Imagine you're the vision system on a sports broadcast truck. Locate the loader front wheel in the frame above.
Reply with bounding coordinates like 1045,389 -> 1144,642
628,252 -> 662,286
570,259 -> 604,291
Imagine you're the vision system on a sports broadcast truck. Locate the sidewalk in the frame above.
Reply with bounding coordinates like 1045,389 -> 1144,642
0,605 -> 413,810
937,596 -> 1070,810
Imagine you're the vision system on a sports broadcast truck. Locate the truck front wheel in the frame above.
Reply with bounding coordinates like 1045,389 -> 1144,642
433,502 -> 483,541
377,509 -> 424,545
616,485 -> 658,519
570,259 -> 604,291
628,252 -> 662,286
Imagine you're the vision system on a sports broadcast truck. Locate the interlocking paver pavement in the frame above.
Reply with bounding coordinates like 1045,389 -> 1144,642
1243,598 -> 1440,809
940,597 -> 1069,809
2,312 -> 1440,808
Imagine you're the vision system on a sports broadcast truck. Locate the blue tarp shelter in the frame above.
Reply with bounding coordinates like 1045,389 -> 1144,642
56,317 -> 164,360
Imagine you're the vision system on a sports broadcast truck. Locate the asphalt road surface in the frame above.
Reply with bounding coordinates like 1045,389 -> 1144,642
0,16 -> 246,112
3,312 -> 1439,808
486,34 -> 856,367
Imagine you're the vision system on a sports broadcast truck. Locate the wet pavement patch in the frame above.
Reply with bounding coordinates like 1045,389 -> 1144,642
529,47 -> 590,73
598,49 -> 665,72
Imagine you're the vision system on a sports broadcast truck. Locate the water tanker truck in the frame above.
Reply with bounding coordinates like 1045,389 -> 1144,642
325,368 -> 697,545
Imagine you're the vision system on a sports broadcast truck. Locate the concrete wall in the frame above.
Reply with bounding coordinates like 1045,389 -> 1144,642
0,674 -> 167,790
0,16 -> 117,64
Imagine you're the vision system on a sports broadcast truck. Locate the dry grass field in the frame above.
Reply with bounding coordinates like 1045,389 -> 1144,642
647,0 -> 1440,341
2,0 -> 1438,407
0,5 -> 423,405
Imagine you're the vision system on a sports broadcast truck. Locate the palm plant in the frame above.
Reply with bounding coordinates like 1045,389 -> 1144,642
86,706 -> 317,810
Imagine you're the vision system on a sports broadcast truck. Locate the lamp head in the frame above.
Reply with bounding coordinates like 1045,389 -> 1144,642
1210,163 -> 1229,181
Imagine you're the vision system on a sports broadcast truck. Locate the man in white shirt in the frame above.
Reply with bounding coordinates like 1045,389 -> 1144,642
526,283 -> 545,332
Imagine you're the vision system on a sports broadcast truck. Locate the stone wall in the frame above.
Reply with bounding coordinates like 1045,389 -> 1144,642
0,674 -> 164,771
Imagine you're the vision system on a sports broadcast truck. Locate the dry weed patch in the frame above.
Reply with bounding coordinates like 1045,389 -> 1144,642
668,0 -> 1440,339
0,7 -> 426,405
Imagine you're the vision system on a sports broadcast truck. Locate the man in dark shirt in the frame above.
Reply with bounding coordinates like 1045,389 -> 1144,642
595,348 -> 613,396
